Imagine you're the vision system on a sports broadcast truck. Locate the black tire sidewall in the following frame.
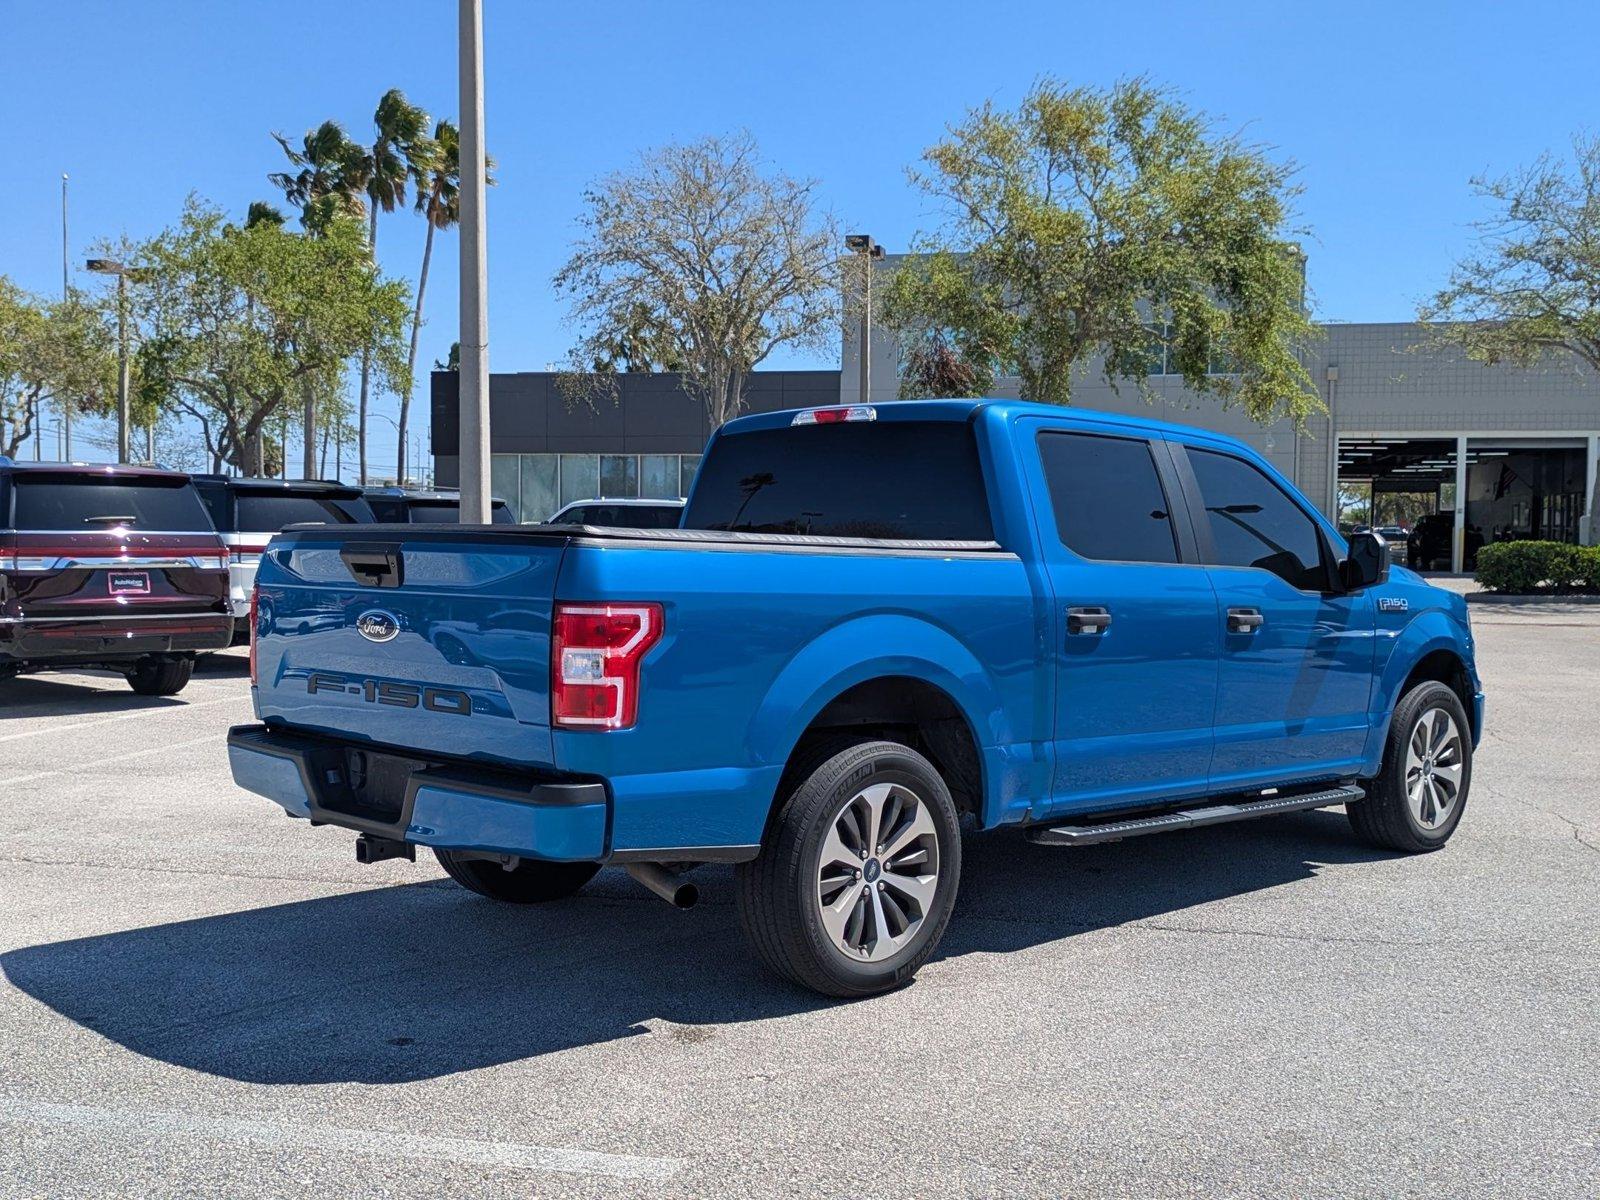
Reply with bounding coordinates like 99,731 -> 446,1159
435,850 -> 600,903
790,742 -> 962,993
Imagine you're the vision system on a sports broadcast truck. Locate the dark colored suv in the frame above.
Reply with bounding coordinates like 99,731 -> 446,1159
0,459 -> 232,695
191,476 -> 375,640
363,487 -> 515,524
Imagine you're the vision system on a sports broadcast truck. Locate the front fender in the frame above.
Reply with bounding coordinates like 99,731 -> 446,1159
746,613 -> 1025,825
1363,610 -> 1476,774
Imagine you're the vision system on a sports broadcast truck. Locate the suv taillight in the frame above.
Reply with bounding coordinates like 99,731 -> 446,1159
248,584 -> 259,685
551,602 -> 663,730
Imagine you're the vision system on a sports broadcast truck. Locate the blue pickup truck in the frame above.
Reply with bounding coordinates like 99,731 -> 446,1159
229,400 -> 1483,996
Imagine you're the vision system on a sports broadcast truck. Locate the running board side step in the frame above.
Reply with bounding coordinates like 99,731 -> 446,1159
1023,785 -> 1364,847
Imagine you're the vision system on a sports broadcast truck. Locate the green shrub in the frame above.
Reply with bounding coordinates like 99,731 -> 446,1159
1475,541 -> 1600,593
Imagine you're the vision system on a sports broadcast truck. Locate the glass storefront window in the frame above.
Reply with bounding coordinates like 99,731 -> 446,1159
640,455 -> 678,499
599,454 -> 639,498
490,454 -> 523,522
520,454 -> 560,523
679,454 -> 702,498
560,454 -> 599,506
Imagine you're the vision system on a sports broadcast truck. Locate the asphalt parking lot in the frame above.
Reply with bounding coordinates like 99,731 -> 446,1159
1,606 -> 1597,1199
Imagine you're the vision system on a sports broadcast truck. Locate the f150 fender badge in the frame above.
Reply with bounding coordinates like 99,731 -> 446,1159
356,609 -> 401,642
1377,597 -> 1408,613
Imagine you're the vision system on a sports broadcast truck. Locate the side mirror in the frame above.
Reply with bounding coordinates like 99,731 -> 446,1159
1341,531 -> 1390,590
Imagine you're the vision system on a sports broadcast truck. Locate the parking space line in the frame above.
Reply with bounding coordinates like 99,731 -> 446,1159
0,733 -> 226,787
0,696 -> 240,743
0,1096 -> 685,1181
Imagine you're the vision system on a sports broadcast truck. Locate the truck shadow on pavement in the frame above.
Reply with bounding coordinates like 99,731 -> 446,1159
1,811 -> 1394,1086
0,674 -> 193,718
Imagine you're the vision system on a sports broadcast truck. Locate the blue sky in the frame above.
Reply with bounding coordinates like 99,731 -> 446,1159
3,0 -> 1595,469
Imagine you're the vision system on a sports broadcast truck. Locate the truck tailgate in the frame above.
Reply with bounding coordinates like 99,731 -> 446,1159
252,528 -> 569,768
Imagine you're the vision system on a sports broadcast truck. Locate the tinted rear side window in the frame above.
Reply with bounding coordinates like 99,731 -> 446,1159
235,493 -> 364,531
1037,432 -> 1179,563
683,421 -> 993,540
11,478 -> 211,530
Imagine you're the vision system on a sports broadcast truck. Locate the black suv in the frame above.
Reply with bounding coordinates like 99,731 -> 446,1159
362,487 -> 515,524
0,459 -> 232,695
191,476 -> 375,640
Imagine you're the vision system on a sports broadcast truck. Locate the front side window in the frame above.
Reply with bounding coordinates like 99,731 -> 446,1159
1187,448 -> 1327,589
1037,431 -> 1179,563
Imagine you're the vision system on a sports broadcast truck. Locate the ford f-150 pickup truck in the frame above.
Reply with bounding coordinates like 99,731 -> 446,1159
229,400 -> 1483,997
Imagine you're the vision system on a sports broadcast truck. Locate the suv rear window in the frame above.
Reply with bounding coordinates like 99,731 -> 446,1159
236,493 -> 370,530
683,421 -> 994,540
10,477 -> 211,530
408,500 -> 515,525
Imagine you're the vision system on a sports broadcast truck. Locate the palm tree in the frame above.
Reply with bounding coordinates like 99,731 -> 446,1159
268,122 -> 367,231
397,120 -> 457,482
353,89 -> 432,485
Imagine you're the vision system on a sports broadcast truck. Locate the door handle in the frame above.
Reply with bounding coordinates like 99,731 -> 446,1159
1227,607 -> 1265,634
1067,606 -> 1112,635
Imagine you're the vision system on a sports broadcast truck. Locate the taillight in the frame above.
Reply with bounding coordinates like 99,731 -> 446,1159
248,584 -> 259,685
551,602 -> 663,729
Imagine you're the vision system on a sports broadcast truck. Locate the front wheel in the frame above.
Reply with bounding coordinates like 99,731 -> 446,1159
736,739 -> 962,998
434,850 -> 600,903
1347,680 -> 1473,852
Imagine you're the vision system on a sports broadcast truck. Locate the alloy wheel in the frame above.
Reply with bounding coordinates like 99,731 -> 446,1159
816,782 -> 941,962
1405,707 -> 1464,829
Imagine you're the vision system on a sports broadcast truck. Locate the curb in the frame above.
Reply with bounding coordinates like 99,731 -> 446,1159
1465,591 -> 1600,606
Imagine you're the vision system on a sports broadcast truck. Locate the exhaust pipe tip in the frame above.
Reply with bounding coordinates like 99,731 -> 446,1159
625,863 -> 698,909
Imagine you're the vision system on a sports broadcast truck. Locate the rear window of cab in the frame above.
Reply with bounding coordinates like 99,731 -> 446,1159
683,420 -> 994,541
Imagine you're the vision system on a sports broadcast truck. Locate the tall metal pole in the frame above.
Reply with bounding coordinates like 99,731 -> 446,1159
859,261 -> 871,405
116,274 -> 131,463
457,0 -> 491,522
56,174 -> 69,460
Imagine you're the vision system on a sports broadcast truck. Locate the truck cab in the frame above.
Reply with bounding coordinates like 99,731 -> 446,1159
229,401 -> 1482,996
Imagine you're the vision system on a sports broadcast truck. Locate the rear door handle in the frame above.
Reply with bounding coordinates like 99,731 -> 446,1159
1227,607 -> 1265,634
1066,606 -> 1112,635
340,542 -> 405,589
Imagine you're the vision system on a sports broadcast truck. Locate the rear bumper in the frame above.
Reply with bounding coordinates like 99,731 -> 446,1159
227,723 -> 609,861
0,611 -> 233,663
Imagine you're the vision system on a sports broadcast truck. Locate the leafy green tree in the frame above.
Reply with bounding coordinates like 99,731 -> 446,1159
1422,134 -> 1600,374
130,198 -> 410,475
0,278 -> 116,458
882,78 -> 1318,422
554,132 -> 839,426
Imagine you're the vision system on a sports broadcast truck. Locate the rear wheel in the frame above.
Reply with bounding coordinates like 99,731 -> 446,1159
737,739 -> 961,998
1348,680 -> 1472,852
126,655 -> 193,697
434,850 -> 600,903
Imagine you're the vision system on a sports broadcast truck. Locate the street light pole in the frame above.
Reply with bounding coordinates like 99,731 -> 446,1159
86,258 -> 134,463
58,174 -> 69,461
457,0 -> 492,522
844,234 -> 885,405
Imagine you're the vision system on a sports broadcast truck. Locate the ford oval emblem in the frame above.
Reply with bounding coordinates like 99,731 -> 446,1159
356,609 -> 400,643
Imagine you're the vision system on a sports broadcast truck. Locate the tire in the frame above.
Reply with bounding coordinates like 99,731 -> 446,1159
434,849 -> 600,903
736,739 -> 962,998
1347,680 -> 1472,852
126,655 -> 193,697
